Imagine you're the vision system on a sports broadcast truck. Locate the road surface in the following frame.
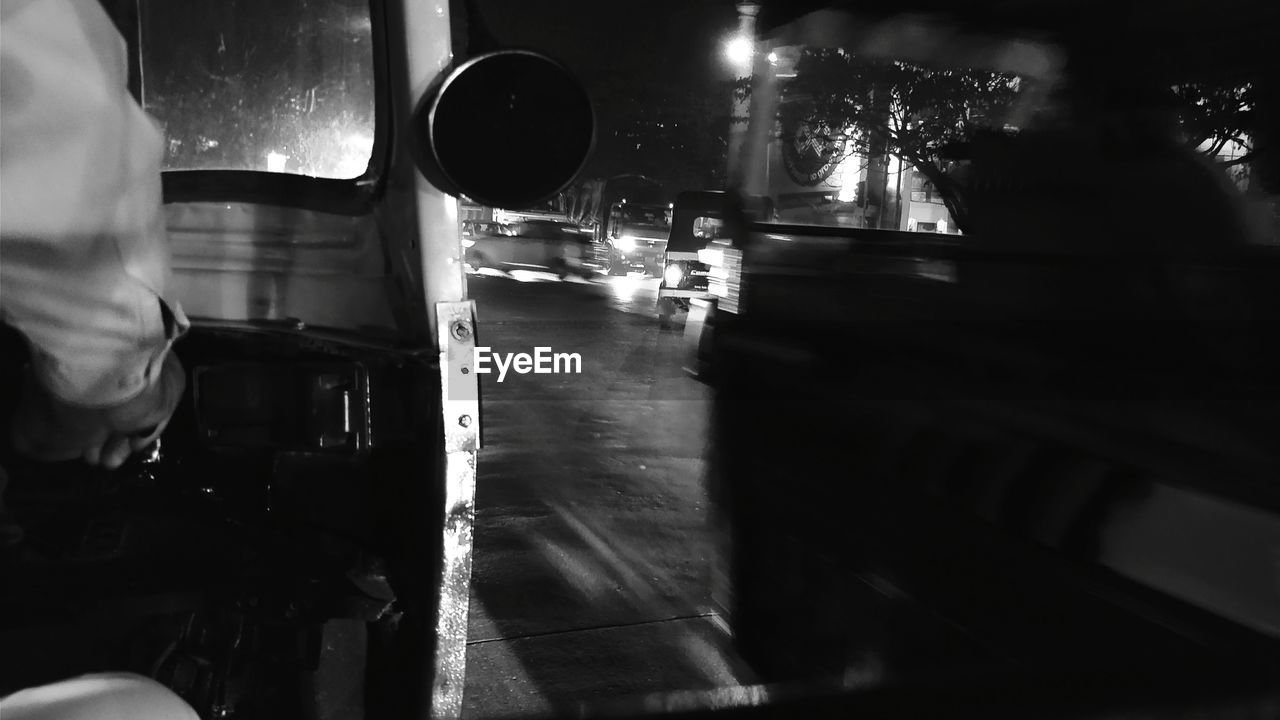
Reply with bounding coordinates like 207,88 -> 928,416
461,271 -> 754,718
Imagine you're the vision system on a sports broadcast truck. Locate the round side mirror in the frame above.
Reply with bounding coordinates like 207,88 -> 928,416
421,50 -> 595,209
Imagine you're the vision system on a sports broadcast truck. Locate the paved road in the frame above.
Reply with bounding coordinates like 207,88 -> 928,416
461,272 -> 754,718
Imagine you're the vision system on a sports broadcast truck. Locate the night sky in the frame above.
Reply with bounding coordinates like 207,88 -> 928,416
475,0 -> 742,191
475,0 -> 740,89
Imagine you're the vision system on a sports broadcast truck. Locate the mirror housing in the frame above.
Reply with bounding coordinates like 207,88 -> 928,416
416,50 -> 594,209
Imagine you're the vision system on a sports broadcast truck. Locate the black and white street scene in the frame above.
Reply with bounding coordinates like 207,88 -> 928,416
2,1 -> 1279,719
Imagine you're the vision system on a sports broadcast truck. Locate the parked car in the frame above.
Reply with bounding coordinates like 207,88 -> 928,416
465,219 -> 594,279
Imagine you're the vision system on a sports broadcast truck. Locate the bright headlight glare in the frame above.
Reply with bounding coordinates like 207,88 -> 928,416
616,236 -> 637,253
663,262 -> 685,287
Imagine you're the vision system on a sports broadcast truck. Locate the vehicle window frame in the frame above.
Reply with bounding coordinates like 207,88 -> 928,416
111,0 -> 391,215
693,215 -> 726,240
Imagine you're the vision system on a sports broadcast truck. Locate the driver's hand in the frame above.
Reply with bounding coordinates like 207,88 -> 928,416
11,352 -> 186,470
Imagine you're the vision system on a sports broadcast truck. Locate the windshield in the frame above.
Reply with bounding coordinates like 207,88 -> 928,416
139,0 -> 376,179
616,204 -> 672,232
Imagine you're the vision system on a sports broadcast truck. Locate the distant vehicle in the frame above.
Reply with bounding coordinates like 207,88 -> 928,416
465,219 -> 594,279
657,191 -> 771,329
597,201 -> 672,276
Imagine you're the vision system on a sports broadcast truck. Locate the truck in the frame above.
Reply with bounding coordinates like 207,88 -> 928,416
701,0 -> 1280,713
596,199 -> 673,277
563,175 -> 672,276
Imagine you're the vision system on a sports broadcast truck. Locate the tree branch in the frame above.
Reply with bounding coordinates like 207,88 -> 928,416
1220,151 -> 1256,168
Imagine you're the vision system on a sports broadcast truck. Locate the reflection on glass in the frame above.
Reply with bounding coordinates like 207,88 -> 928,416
764,47 -> 1026,232
139,0 -> 375,179
751,36 -> 1275,243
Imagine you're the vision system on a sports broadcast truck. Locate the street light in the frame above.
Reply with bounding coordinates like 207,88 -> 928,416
266,151 -> 288,173
725,2 -> 760,185
723,35 -> 753,71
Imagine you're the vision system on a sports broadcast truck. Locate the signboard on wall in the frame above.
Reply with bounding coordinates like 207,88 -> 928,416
781,118 -> 846,186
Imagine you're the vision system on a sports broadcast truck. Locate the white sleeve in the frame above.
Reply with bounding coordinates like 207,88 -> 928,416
0,673 -> 200,720
0,0 -> 188,407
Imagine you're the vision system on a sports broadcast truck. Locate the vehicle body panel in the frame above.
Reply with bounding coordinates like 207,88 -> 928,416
707,0 -> 1280,702
712,220 -> 1280,682
167,203 -> 408,336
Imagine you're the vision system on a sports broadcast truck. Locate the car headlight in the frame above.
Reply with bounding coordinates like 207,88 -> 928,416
615,236 -> 637,254
663,262 -> 685,287
462,238 -> 476,248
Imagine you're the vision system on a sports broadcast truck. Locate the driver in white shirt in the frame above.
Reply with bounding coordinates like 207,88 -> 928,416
1,0 -> 195,717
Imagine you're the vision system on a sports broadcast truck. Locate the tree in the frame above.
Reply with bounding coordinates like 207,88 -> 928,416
776,49 -> 1022,230
1172,81 -> 1265,198
1173,81 -> 1256,167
